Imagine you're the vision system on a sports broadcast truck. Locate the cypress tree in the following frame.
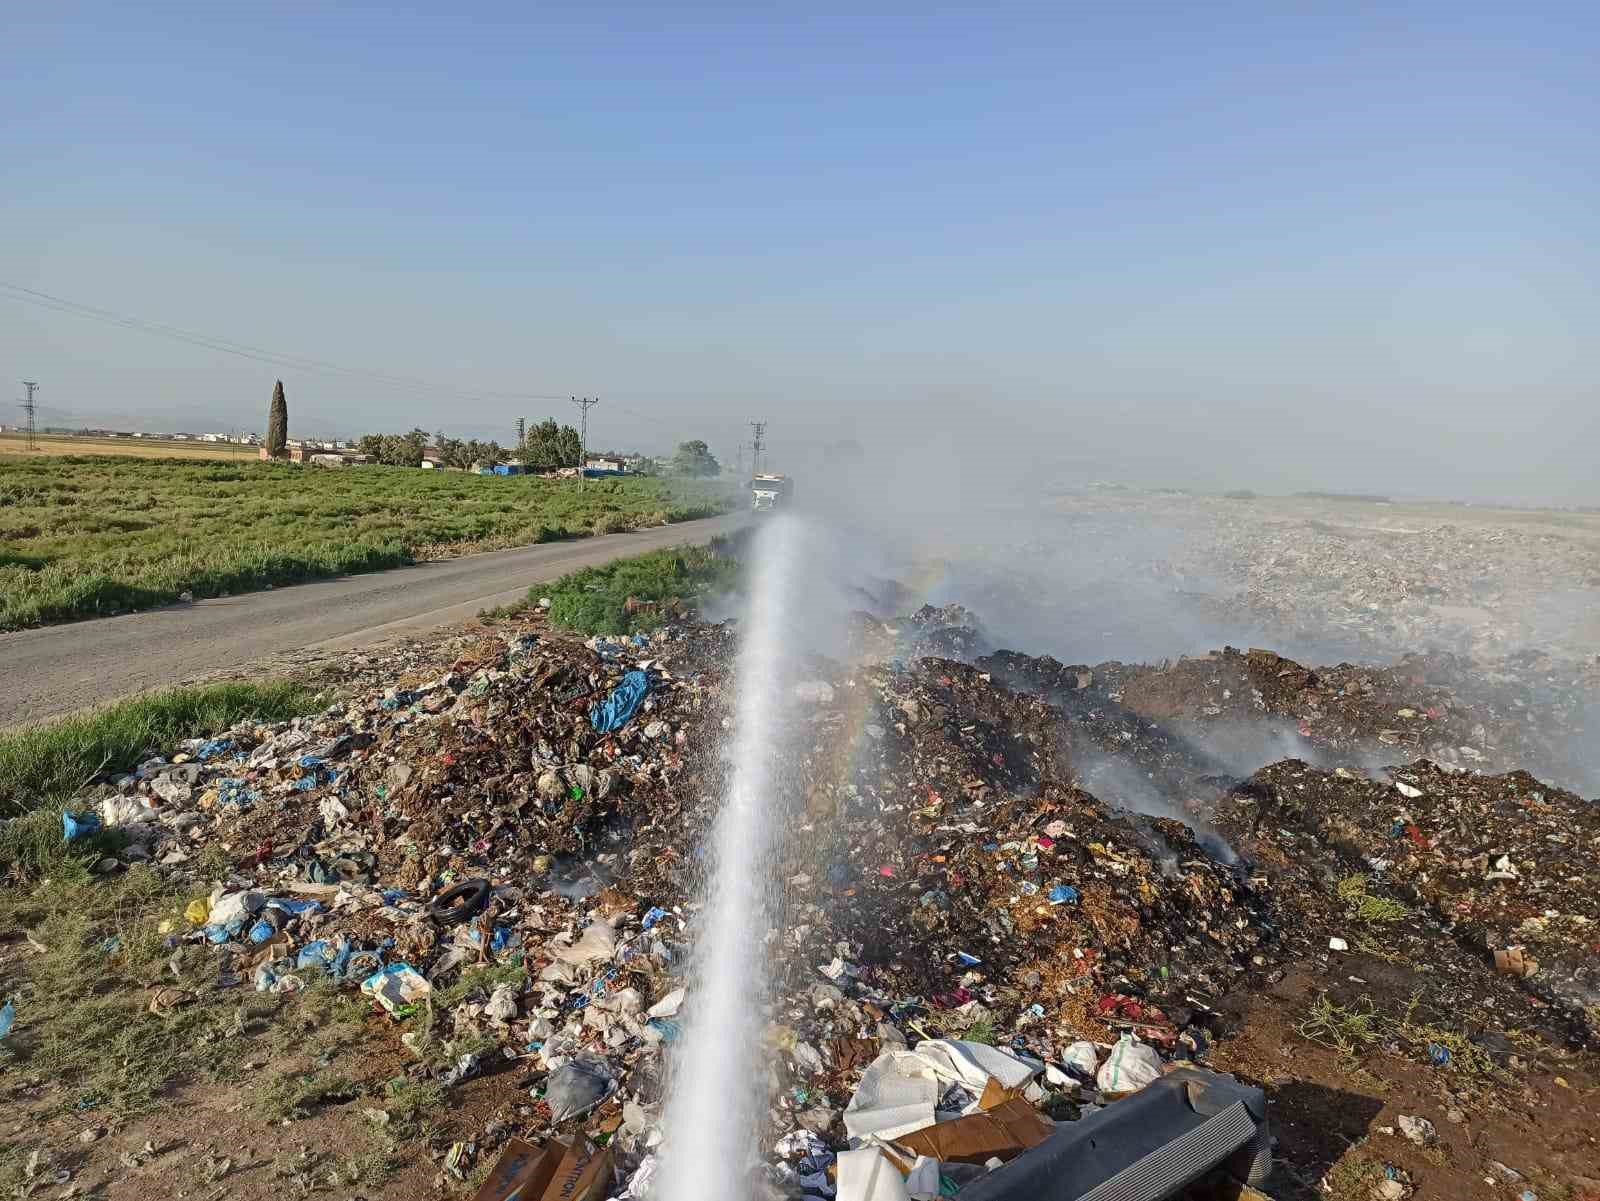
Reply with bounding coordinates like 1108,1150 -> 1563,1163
266,380 -> 288,457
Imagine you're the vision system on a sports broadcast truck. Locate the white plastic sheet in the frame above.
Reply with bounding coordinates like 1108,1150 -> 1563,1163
844,1040 -> 1041,1141
844,1049 -> 940,1140
914,1039 -> 1038,1092
836,1148 -> 911,1201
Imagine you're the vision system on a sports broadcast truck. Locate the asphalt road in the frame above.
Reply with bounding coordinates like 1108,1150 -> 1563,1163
0,515 -> 741,727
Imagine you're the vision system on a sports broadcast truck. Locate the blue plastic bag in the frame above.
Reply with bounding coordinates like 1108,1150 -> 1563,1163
0,998 -> 15,1040
1049,884 -> 1080,905
589,671 -> 650,733
296,939 -> 352,977
215,778 -> 260,808
62,811 -> 102,842
195,737 -> 233,762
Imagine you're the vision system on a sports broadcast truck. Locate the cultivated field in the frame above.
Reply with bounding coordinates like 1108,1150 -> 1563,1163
0,456 -> 734,629
0,431 -> 257,460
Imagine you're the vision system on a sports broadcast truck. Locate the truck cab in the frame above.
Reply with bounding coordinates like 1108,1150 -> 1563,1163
750,473 -> 793,513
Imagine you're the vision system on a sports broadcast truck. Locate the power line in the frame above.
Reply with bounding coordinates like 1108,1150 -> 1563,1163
571,396 -> 599,487
0,280 -> 573,406
2,278 -> 740,443
19,380 -> 39,451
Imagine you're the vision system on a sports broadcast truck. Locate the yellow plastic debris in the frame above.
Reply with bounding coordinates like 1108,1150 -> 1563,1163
184,898 -> 210,925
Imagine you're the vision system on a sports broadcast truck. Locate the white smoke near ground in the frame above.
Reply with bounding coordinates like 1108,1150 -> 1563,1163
769,432 -> 1600,801
1071,748 -> 1239,867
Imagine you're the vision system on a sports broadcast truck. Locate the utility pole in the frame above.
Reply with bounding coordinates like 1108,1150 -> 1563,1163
735,442 -> 744,479
748,420 -> 767,477
19,381 -> 39,451
570,395 -> 599,486
516,417 -> 525,450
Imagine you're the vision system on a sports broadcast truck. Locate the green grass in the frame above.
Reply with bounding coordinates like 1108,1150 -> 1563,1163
253,1069 -> 363,1123
0,456 -> 734,629
1323,1146 -> 1388,1200
542,541 -> 741,635
1336,874 -> 1411,923
0,865 -> 274,1117
0,679 -> 320,880
429,964 -> 526,1011
1397,992 -> 1499,1077
1294,993 -> 1381,1059
381,1078 -> 446,1139
961,1015 -> 997,1045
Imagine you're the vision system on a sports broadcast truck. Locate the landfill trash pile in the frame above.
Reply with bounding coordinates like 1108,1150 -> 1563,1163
1036,491 -> 1600,667
939,493 -> 1600,799
1211,758 -> 1600,1045
31,576 -> 1600,1201
974,642 -> 1600,808
1211,510 -> 1600,666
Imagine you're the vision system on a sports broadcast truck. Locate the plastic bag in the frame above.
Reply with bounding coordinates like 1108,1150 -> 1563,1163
361,963 -> 431,1013
551,920 -> 618,965
1096,1034 -> 1163,1095
1061,1040 -> 1100,1080
62,811 -> 102,841
545,1052 -> 616,1122
589,671 -> 650,733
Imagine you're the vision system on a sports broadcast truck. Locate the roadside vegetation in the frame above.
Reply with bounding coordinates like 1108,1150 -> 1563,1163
0,680 -> 319,880
0,457 -> 734,629
512,539 -> 741,635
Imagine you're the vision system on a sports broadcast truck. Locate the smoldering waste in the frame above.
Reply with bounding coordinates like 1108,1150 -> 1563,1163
46,597 -> 1600,1198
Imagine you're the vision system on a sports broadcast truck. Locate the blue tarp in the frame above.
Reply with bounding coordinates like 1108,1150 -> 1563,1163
589,670 -> 650,733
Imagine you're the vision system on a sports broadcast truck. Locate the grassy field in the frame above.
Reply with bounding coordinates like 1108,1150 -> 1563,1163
0,456 -> 733,629
0,431 -> 257,460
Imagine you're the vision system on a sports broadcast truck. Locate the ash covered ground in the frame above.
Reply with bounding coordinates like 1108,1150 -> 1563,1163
3,493 -> 1598,1201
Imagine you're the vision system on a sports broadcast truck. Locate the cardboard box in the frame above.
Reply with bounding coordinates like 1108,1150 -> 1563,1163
544,1138 -> 613,1201
472,1138 -> 560,1201
894,1097 -> 1055,1165
472,1137 -> 614,1201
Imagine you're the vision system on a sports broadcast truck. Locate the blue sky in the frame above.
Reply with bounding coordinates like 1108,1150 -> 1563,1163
2,2 -> 1596,500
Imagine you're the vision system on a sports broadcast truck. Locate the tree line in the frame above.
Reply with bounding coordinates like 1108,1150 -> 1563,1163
352,421 -> 723,477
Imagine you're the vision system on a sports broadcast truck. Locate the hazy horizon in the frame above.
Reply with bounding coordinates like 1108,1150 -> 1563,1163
4,4 -> 1597,505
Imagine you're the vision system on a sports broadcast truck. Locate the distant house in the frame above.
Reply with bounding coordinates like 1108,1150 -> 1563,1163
260,445 -> 314,463
585,457 -> 625,473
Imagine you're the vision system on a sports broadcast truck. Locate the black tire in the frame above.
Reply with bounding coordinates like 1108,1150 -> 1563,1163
427,878 -> 491,926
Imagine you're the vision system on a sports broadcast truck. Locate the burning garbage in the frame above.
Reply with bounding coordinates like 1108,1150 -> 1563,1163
20,543 -> 1600,1201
